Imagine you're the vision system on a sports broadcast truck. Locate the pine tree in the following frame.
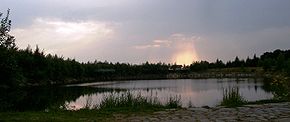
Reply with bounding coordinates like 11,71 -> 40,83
0,9 -> 16,49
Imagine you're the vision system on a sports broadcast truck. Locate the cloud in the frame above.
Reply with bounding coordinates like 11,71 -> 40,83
153,40 -> 171,47
192,26 -> 290,62
12,18 -> 116,55
134,44 -> 160,49
133,39 -> 170,49
133,33 -> 200,65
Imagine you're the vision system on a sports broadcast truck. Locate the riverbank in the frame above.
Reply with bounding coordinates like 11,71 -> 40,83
61,70 -> 264,87
112,102 -> 290,121
1,102 -> 289,121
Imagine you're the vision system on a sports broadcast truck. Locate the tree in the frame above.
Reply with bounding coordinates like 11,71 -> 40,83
0,9 -> 16,49
215,59 -> 225,68
232,56 -> 241,67
0,9 -> 21,87
190,61 -> 209,72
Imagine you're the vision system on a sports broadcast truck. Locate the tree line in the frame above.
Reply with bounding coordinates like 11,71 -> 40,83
189,50 -> 290,73
1,10 -> 290,87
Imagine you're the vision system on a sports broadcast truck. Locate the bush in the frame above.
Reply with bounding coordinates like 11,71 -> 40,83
270,73 -> 290,101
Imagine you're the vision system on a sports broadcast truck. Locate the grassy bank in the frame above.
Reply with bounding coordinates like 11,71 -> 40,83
0,92 -> 181,121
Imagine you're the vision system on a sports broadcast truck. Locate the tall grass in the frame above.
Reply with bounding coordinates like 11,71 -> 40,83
220,87 -> 246,107
165,95 -> 181,108
97,92 -> 181,111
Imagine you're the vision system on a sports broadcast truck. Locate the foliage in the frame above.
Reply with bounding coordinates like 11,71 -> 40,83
267,73 -> 290,101
259,49 -> 290,72
0,9 -> 21,87
0,9 -> 16,49
190,61 -> 210,72
220,87 -> 247,107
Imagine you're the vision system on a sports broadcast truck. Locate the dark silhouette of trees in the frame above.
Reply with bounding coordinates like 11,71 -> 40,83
259,49 -> 290,72
190,61 -> 209,72
209,59 -> 225,69
0,9 -> 20,87
245,54 -> 259,67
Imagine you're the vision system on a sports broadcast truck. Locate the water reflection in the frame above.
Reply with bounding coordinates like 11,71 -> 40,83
0,86 -> 124,111
66,78 -> 273,109
0,78 -> 274,111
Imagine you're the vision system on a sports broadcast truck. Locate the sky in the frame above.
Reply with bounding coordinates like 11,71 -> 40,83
1,0 -> 290,65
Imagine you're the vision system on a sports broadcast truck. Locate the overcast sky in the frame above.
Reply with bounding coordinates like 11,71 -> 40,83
1,0 -> 290,64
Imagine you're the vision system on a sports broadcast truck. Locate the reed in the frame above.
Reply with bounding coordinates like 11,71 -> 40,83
220,87 -> 246,107
97,92 -> 181,111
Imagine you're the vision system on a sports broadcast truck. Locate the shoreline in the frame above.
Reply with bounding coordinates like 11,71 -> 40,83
64,77 -> 263,88
1,102 -> 289,121
109,102 -> 290,121
63,72 -> 263,86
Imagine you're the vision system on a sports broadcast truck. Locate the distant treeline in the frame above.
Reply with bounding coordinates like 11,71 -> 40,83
1,10 -> 290,87
190,49 -> 290,73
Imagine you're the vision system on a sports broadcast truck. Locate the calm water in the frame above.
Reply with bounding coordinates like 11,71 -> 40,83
65,78 -> 273,110
0,78 -> 274,111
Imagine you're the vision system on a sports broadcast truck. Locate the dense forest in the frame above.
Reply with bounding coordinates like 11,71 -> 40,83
1,10 -> 290,88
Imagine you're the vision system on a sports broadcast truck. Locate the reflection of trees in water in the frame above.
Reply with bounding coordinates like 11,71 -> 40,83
0,86 -> 123,111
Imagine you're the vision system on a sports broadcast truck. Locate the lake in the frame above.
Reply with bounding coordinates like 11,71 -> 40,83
65,78 -> 273,110
0,78 -> 274,111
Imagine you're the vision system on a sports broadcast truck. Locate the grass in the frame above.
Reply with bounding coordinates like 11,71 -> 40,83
220,87 -> 247,107
97,92 -> 181,112
0,92 -> 182,121
165,95 -> 181,108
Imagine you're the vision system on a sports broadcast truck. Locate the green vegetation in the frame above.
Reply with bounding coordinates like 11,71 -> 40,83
0,92 -> 182,121
220,78 -> 290,107
165,95 -> 182,108
97,92 -> 181,112
220,87 -> 247,107
264,73 -> 290,101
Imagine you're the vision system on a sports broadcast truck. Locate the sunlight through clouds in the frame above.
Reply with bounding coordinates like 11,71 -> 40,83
133,33 -> 200,65
171,34 -> 200,65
